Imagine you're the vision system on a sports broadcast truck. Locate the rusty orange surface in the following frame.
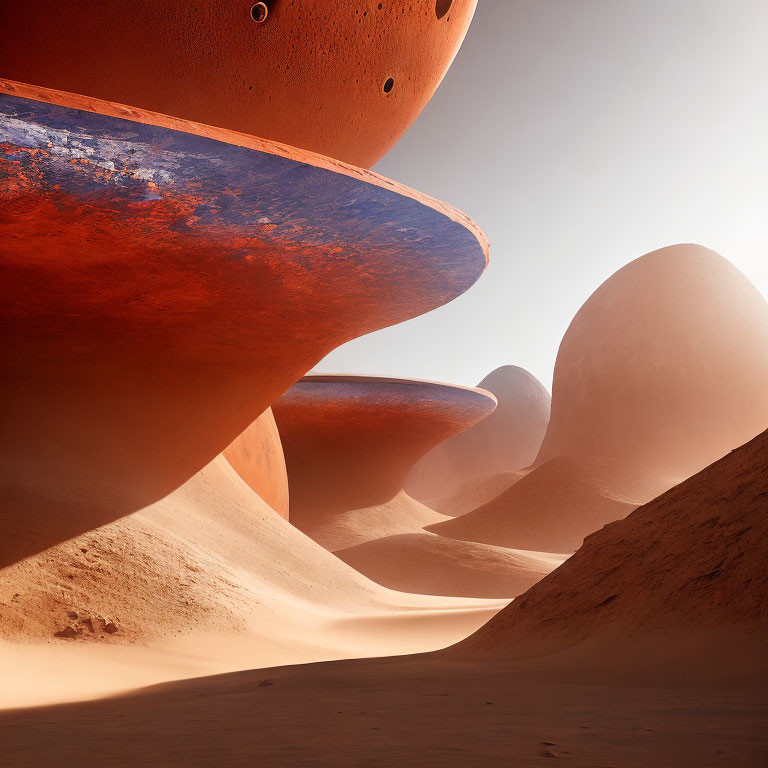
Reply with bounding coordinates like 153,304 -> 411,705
0,82 -> 487,565
223,408 -> 289,519
272,375 -> 496,523
0,0 -> 476,167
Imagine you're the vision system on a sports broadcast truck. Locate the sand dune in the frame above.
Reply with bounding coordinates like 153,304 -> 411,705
0,455 -> 505,707
428,454 -> 675,553
6,430 -> 765,765
298,490 -> 449,552
273,375 -> 496,550
336,533 -> 566,598
421,469 -> 526,517
406,365 -> 550,502
459,427 -> 768,666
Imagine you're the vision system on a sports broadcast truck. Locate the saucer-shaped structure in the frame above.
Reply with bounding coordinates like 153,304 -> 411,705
272,375 -> 496,549
0,80 -> 488,566
1,1 -> 477,167
223,408 -> 289,519
406,365 -> 550,506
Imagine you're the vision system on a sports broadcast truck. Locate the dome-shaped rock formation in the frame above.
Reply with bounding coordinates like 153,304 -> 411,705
432,245 -> 768,553
537,244 -> 768,478
406,365 -> 550,506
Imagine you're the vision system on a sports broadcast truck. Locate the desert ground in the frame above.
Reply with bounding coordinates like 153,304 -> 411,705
1,244 -> 765,768
2,4 -> 768,766
2,428 -> 767,764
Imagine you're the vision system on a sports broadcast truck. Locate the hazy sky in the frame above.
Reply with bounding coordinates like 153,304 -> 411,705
315,0 -> 768,390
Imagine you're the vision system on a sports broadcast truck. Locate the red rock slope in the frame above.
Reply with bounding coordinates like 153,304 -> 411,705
457,428 -> 768,666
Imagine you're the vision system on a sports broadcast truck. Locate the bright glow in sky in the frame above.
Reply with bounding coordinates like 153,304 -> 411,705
315,0 -> 768,390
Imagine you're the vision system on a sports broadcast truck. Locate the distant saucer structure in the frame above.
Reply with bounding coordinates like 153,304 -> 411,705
1,0 -> 477,167
272,375 -> 497,550
0,80 -> 488,566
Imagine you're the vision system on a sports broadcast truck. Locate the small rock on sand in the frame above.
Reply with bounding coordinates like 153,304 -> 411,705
54,625 -> 79,639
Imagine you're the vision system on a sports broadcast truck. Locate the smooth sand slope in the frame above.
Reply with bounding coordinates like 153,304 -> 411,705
292,490 -> 452,554
432,245 -> 768,552
406,365 -> 550,506
336,534 -> 566,598
0,455 -> 505,708
429,454 -> 674,553
423,469 -> 526,517
272,375 -> 497,550
1,1 -> 476,167
5,430 -> 766,766
0,80 -> 488,567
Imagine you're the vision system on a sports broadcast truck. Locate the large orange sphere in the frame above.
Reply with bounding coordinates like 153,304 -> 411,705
1,0 -> 476,167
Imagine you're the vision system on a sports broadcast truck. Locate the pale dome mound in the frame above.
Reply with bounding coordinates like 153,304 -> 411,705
406,365 -> 550,504
536,244 -> 768,478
